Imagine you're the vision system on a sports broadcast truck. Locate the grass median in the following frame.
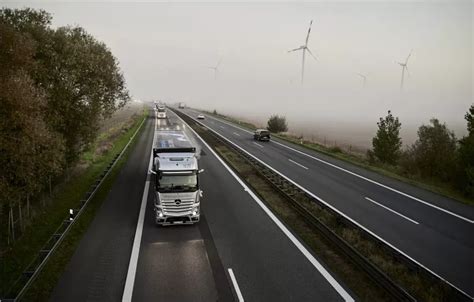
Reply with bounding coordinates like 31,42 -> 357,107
1,109 -> 146,300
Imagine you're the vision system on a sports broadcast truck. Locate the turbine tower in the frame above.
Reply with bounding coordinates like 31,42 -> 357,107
208,58 -> 222,80
397,50 -> 412,90
288,20 -> 317,84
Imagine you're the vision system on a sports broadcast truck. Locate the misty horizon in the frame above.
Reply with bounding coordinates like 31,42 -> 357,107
4,1 -> 472,148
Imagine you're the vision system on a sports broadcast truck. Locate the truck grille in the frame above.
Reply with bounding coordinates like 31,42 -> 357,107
161,199 -> 194,215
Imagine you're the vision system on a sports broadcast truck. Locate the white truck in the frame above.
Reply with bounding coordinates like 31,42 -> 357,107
157,105 -> 167,119
150,130 -> 203,225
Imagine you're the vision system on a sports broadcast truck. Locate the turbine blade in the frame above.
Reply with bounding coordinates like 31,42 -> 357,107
216,58 -> 222,68
305,20 -> 313,45
405,49 -> 413,64
288,46 -> 304,53
306,47 -> 318,61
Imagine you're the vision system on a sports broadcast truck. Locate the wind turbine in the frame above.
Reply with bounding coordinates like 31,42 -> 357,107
356,73 -> 368,88
397,50 -> 412,90
207,58 -> 222,80
288,20 -> 318,84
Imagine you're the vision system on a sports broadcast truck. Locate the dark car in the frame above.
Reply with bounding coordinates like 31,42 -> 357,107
254,129 -> 271,141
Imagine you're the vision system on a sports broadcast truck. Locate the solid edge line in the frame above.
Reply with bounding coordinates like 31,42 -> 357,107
183,110 -> 473,300
122,114 -> 155,302
365,197 -> 419,225
199,110 -> 473,224
288,158 -> 309,170
174,110 -> 355,302
228,269 -> 244,302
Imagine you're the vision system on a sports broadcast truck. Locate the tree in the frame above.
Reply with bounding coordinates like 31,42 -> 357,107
1,8 -> 130,163
458,105 -> 474,196
267,115 -> 288,133
40,26 -> 130,161
370,110 -> 402,165
0,21 -> 65,231
465,104 -> 474,134
410,119 -> 457,181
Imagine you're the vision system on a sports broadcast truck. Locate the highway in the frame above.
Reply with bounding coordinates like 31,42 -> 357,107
179,108 -> 474,298
51,109 -> 354,301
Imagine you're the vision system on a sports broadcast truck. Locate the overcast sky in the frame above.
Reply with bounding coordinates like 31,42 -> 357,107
3,1 -> 473,147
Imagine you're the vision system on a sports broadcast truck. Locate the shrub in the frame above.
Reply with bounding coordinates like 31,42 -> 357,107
267,114 -> 288,133
407,119 -> 457,181
458,105 -> 474,196
371,110 -> 402,165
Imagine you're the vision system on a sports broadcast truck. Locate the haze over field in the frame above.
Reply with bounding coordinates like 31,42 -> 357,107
5,1 -> 473,148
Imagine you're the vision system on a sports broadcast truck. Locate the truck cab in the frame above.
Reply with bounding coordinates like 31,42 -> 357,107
151,130 -> 203,225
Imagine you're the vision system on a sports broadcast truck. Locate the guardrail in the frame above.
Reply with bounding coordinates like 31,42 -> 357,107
2,115 -> 146,302
173,108 -> 472,302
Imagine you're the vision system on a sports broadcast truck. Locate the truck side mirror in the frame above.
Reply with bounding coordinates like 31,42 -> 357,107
198,169 -> 205,174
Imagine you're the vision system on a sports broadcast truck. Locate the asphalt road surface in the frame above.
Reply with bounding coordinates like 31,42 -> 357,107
51,109 -> 353,302
180,108 -> 474,298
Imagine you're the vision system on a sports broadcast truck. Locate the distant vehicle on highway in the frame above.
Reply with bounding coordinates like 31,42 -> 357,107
197,114 -> 205,120
150,130 -> 203,225
157,105 -> 167,119
178,102 -> 186,109
254,129 -> 271,141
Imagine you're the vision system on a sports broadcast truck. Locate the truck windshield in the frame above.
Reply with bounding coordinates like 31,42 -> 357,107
158,173 -> 197,192
158,108 -> 166,112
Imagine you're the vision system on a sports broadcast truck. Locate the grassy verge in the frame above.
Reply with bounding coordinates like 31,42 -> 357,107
201,110 -> 473,205
20,131 -> 140,301
178,110 -> 457,302
1,110 -> 146,298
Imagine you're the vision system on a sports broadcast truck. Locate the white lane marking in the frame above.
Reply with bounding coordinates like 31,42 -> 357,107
233,132 -> 240,136
288,159 -> 309,170
365,197 -> 419,225
122,116 -> 156,302
273,140 -> 474,224
183,111 -> 472,300
174,111 -> 354,302
201,111 -> 473,224
228,268 -> 244,302
219,125 -> 225,129
253,142 -> 264,148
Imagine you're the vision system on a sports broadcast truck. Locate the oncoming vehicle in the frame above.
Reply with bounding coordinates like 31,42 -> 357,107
254,129 -> 271,141
150,130 -> 204,225
197,114 -> 205,120
157,105 -> 167,119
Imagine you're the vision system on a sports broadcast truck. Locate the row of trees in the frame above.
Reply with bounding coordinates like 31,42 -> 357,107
370,106 -> 474,197
0,8 -> 130,242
